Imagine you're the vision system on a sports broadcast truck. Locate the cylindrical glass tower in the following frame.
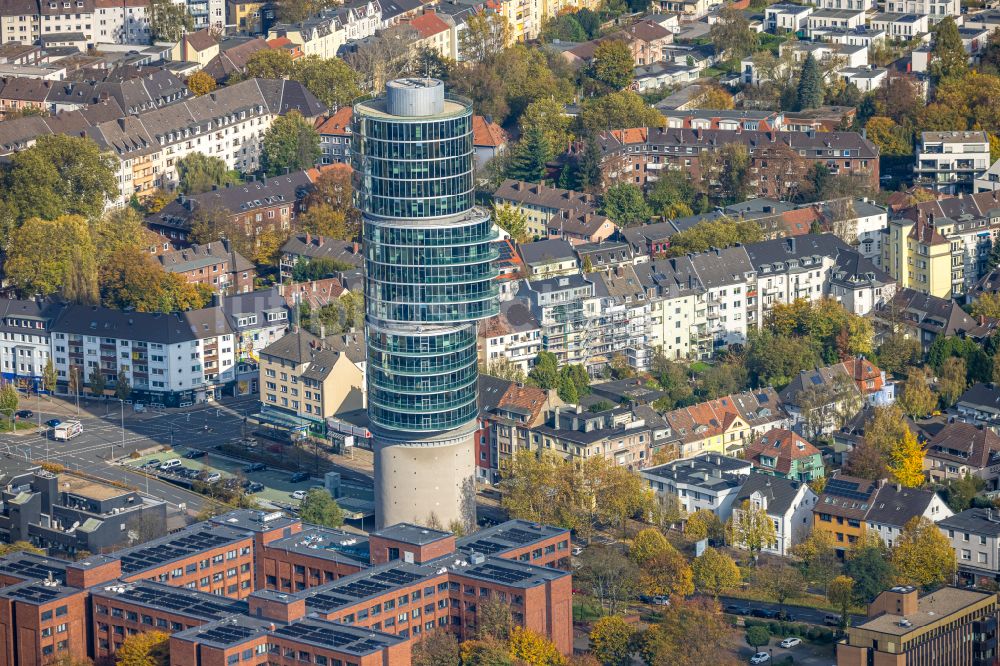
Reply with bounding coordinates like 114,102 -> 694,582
354,79 -> 499,527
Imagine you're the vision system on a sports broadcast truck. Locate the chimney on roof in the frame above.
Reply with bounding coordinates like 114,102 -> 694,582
352,241 -> 360,254
305,231 -> 311,245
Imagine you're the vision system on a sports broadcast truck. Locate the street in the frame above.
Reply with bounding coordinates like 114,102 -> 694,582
719,595 -> 865,627
0,395 -> 264,512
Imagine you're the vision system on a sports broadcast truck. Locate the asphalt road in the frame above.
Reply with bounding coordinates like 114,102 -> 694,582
718,595 -> 865,627
0,396 -> 264,511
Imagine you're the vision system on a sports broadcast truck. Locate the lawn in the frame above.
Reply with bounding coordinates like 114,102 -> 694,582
0,420 -> 36,433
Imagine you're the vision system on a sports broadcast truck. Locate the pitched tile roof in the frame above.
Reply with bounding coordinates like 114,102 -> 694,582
925,421 -> 1000,468
472,114 -> 507,148
744,428 -> 821,475
314,106 -> 353,135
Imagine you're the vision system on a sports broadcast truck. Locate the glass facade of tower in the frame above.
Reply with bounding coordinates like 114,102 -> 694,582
354,81 -> 499,433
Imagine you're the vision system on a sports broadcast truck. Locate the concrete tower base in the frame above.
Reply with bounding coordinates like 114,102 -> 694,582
373,427 -> 476,529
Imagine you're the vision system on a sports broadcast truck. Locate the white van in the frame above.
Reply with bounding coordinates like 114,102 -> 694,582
53,420 -> 83,441
160,459 -> 182,470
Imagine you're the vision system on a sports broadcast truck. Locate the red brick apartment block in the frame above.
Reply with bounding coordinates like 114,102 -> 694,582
0,509 -> 574,664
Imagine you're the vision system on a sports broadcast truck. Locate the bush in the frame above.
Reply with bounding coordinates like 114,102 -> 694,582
806,627 -> 822,641
768,621 -> 782,634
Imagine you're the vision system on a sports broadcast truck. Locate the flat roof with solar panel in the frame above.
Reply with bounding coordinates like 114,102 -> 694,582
0,553 -> 68,584
268,527 -> 371,566
91,581 -> 248,621
0,579 -> 82,604
184,617 -> 269,647
456,519 -> 569,558
272,617 -> 405,656
371,523 -> 451,547
451,557 -> 568,589
115,524 -> 251,575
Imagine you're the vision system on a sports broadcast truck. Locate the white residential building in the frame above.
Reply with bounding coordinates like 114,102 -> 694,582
938,509 -> 1000,585
732,473 -> 818,556
814,0 -> 873,9
50,305 -> 236,406
0,299 -> 62,391
864,483 -> 953,549
869,13 -> 929,40
765,3 -> 812,33
915,131 -> 991,194
640,454 -> 753,520
478,298 -> 543,374
840,66 -> 888,92
885,0 -> 959,21
806,9 -> 866,36
974,158 -> 1000,193
94,0 -> 151,44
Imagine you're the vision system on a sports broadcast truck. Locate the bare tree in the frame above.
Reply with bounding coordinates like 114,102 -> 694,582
346,25 -> 418,93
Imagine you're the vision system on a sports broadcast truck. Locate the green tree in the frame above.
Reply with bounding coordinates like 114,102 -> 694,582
692,547 -> 741,598
528,351 -> 560,389
943,473 -> 986,513
476,596 -> 514,642
177,153 -> 241,195
791,530 -> 840,590
293,56 -> 361,110
665,216 -> 763,257
600,182 -> 651,227
844,538 -> 896,604
647,169 -> 704,219
298,488 -> 344,528
877,334 -> 922,376
245,48 -> 295,78
520,98 -> 573,162
148,0 -> 193,41
542,14 -> 586,42
938,356 -> 968,407
186,71 -> 216,96
578,135 -> 604,192
0,383 -> 19,423
590,615 -> 634,666
714,143 -> 752,204
115,630 -> 169,666
710,4 -> 758,62
262,111 -> 321,176
492,203 -> 530,243
115,371 -> 132,402
6,215 -> 98,303
577,544 -> 640,614
827,576 -> 854,629
2,134 -> 117,223
88,367 -> 106,398
893,516 -> 956,588
796,53 -> 824,111
745,625 -> 770,652
590,40 -> 634,90
507,124 -> 552,183
557,373 -> 579,403
42,358 -> 57,395
930,16 -> 968,81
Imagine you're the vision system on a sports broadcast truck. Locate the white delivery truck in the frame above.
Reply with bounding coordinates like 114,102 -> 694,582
53,420 -> 83,441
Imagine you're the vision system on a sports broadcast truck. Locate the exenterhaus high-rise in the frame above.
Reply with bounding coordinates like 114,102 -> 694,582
353,79 -> 499,528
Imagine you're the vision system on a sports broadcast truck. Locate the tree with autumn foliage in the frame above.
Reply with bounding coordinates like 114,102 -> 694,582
186,71 -> 216,96
115,631 -> 169,666
684,508 -> 724,542
629,528 -> 694,598
507,625 -> 565,665
638,597 -> 739,666
826,576 -> 854,630
896,366 -> 938,419
887,427 -> 925,488
692,547 -> 741,598
727,499 -> 777,560
590,615 -> 634,666
893,516 -> 956,589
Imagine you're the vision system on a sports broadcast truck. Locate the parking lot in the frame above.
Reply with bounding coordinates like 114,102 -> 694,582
124,444 -> 327,507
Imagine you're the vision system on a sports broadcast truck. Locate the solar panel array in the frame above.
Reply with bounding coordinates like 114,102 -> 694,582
306,591 -> 354,612
458,539 -> 505,555
495,242 -> 515,262
0,558 -> 65,584
117,585 -> 246,620
462,563 -> 534,585
274,621 -> 393,654
197,622 -> 259,646
7,584 -> 63,603
826,477 -> 872,501
497,528 -> 541,545
119,530 -> 238,574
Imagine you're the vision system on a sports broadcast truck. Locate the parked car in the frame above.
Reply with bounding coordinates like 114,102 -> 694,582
291,490 -> 307,500
45,419 -> 61,428
779,637 -> 801,649
725,604 -> 751,615
15,410 -> 32,419
143,460 -> 161,470
571,546 -> 584,556
638,595 -> 654,604
289,472 -> 310,483
749,653 -> 770,665
776,610 -> 795,622
652,596 -> 670,606
244,482 -> 265,494
203,472 -> 221,484
184,449 -> 206,459
160,459 -> 182,470
824,614 -> 842,626
244,462 -> 266,473
751,608 -> 779,619
180,467 -> 200,478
